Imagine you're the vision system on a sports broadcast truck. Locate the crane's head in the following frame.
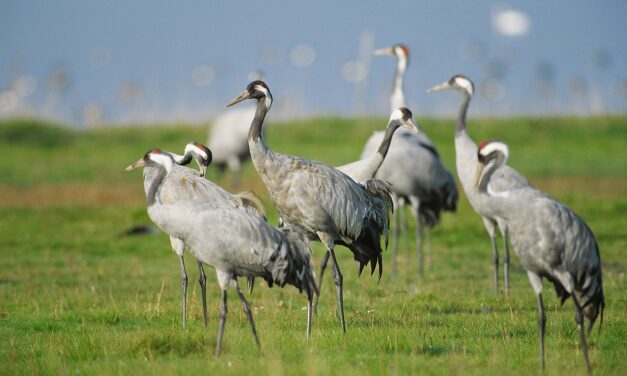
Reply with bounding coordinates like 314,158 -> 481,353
227,80 -> 273,109
184,142 -> 212,177
427,74 -> 475,97
389,107 -> 420,134
374,44 -> 410,62
124,148 -> 175,173
474,140 -> 509,189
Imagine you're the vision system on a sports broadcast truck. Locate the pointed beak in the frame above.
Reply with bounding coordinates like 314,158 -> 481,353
226,90 -> 251,107
474,162 -> 485,189
373,47 -> 394,56
199,165 -> 207,178
403,119 -> 420,134
427,81 -> 451,93
124,158 -> 145,172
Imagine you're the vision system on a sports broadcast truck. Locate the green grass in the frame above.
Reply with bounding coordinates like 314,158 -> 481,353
0,116 -> 625,375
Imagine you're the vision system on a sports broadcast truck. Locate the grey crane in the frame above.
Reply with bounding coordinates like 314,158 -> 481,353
227,80 -> 393,333
365,44 -> 458,278
336,107 -> 420,182
129,142 -> 266,331
208,71 -> 264,185
127,148 -> 317,355
475,140 -> 604,373
426,75 -> 529,295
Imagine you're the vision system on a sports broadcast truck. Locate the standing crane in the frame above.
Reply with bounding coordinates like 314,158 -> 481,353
475,140 -> 604,373
365,44 -> 457,278
126,148 -> 317,355
130,142 -> 266,331
427,75 -> 528,295
227,80 -> 393,333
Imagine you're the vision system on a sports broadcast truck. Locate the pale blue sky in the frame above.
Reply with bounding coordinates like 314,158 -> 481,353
1,1 -> 626,125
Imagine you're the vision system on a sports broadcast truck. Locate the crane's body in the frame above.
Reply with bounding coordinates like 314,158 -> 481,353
208,104 -> 256,175
368,44 -> 457,278
128,149 -> 317,355
227,81 -> 392,333
476,141 -> 604,373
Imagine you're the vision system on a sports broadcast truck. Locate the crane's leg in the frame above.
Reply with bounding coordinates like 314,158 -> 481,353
215,288 -> 228,357
313,251 -> 331,314
527,272 -> 546,371
572,295 -> 593,374
329,248 -> 346,334
391,196 -> 401,279
399,201 -> 409,263
236,282 -> 261,352
503,229 -> 510,296
197,261 -> 208,327
307,293 -> 313,338
482,217 -> 499,294
178,256 -> 188,330
426,226 -> 433,270
416,217 -> 424,280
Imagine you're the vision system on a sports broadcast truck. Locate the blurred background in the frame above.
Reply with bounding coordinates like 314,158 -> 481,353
1,0 -> 626,128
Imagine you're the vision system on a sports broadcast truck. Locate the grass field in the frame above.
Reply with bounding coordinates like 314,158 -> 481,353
0,115 -> 625,375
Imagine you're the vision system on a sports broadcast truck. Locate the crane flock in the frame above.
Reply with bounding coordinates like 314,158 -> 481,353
124,49 -> 605,373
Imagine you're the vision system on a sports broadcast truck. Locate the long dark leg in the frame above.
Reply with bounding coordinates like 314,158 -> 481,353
536,293 -> 546,371
503,230 -> 510,296
391,200 -> 400,278
198,261 -> 208,327
490,234 -> 499,294
329,249 -> 346,334
215,289 -> 228,356
573,295 -> 592,374
313,251 -> 330,314
236,284 -> 261,352
426,227 -> 432,270
400,204 -> 409,264
416,215 -> 424,279
179,256 -> 188,330
307,294 -> 313,338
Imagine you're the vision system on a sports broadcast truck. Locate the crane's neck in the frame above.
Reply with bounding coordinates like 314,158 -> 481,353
167,151 -> 192,166
377,121 -> 401,158
391,58 -> 407,109
144,165 -> 168,207
456,92 -> 472,135
477,159 -> 503,194
248,96 -> 271,148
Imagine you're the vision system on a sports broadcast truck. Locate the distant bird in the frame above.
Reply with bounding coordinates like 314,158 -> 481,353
475,140 -> 604,373
127,149 -> 317,355
128,142 -> 266,331
336,107 -> 420,182
227,80 -> 393,333
208,71 -> 264,185
427,75 -> 528,295
367,44 -> 458,278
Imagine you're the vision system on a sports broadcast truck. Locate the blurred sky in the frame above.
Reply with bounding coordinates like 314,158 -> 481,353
1,0 -> 626,126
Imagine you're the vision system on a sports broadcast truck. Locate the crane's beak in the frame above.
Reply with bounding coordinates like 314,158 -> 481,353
427,81 -> 451,93
226,90 -> 251,107
124,158 -> 145,172
403,119 -> 420,134
474,162 -> 485,189
199,165 -> 207,178
373,47 -> 394,56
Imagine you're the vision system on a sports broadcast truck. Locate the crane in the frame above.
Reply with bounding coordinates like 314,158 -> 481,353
426,74 -> 529,295
128,142 -> 266,330
227,80 -> 393,333
126,148 -> 317,355
475,140 -> 604,373
368,43 -> 458,278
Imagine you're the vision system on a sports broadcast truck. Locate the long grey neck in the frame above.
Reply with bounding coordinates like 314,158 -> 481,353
144,165 -> 167,207
456,92 -> 471,135
249,98 -> 269,147
477,157 -> 505,194
377,121 -> 401,157
168,152 -> 192,166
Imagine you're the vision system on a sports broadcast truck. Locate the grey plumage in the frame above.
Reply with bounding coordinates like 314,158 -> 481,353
227,80 -> 393,333
476,140 -> 604,373
126,142 -> 265,330
369,43 -> 458,278
131,149 -> 317,355
427,75 -> 527,295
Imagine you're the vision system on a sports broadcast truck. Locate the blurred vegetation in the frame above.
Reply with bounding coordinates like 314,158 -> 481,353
0,116 -> 625,375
